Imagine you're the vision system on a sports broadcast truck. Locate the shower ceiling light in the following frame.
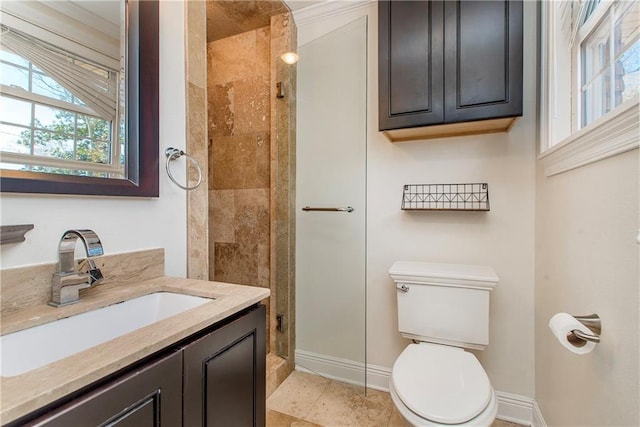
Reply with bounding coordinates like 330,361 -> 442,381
280,52 -> 299,64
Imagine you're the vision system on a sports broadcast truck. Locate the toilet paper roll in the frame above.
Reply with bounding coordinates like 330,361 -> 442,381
548,313 -> 597,355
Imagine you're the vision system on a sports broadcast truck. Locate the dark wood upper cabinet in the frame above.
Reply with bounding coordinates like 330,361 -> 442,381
379,1 -> 444,129
378,0 -> 523,142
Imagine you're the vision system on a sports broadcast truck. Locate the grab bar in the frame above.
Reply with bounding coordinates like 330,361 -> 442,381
302,206 -> 354,213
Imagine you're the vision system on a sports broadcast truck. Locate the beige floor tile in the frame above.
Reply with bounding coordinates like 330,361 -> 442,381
267,371 -> 331,419
268,371 -> 527,427
305,381 -> 393,427
267,410 -> 323,427
387,406 -> 405,427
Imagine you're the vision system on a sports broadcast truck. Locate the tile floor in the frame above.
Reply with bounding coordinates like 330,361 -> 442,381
267,371 -> 525,427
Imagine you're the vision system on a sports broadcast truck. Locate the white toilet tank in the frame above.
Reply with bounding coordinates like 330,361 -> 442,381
389,261 -> 499,350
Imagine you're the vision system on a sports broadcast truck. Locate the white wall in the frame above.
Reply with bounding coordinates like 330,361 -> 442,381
295,1 -> 537,399
535,150 -> 639,426
0,1 -> 187,277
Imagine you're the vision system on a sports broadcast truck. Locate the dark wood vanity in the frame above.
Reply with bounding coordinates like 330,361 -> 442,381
7,305 -> 266,427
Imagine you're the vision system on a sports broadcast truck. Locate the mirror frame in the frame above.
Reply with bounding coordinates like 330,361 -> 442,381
0,0 -> 159,197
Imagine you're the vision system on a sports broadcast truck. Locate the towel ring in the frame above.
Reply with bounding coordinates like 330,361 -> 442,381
165,147 -> 202,191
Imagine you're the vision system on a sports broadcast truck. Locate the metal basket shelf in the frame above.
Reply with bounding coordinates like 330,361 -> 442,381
401,183 -> 490,211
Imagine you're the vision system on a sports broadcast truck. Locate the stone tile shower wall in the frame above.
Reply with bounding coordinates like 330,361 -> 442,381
207,26 -> 272,341
207,30 -> 271,282
206,15 -> 296,392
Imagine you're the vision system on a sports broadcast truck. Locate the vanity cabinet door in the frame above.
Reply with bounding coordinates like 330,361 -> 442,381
183,305 -> 266,427
24,351 -> 182,427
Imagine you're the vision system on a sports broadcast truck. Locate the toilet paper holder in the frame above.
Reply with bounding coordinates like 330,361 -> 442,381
568,314 -> 601,346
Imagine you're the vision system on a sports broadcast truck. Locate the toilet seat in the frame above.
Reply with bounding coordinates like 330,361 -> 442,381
389,378 -> 498,427
391,343 -> 493,425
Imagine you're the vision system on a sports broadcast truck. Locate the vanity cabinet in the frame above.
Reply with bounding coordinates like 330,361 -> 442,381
183,305 -> 266,426
25,351 -> 182,426
378,0 -> 523,142
11,305 -> 266,427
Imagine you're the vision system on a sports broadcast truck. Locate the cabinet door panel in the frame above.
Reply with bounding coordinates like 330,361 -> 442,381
444,0 -> 523,122
204,334 -> 255,426
183,305 -> 266,427
379,0 -> 444,130
25,351 -> 182,427
457,1 -> 507,106
106,396 -> 157,427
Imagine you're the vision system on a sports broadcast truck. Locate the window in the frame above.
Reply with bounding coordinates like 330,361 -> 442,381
539,0 -> 639,176
0,26 -> 123,178
579,0 -> 639,127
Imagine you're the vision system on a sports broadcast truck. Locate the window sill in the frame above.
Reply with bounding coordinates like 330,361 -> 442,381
538,99 -> 639,177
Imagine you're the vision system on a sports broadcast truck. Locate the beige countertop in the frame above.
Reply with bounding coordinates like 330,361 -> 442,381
0,276 -> 270,424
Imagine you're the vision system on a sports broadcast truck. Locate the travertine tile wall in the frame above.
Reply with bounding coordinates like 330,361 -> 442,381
185,0 -> 209,281
207,27 -> 272,334
206,13 -> 296,384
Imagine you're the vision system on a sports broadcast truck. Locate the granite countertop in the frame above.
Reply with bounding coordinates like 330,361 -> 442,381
0,276 -> 270,424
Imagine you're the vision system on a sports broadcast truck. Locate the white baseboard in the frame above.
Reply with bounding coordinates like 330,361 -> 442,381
295,349 -> 375,388
494,391 -> 535,426
531,400 -> 548,427
295,349 -> 540,426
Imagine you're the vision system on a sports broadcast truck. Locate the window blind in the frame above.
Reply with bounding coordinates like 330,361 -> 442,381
0,25 -> 117,122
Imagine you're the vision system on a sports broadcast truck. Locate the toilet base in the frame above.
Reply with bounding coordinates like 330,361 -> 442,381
389,379 -> 498,426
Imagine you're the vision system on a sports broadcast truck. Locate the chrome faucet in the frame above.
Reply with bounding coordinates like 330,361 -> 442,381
49,229 -> 104,307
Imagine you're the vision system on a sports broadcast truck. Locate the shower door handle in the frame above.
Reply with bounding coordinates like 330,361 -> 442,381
302,206 -> 354,213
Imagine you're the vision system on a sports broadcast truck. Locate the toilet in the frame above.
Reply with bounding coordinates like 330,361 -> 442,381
388,261 -> 499,426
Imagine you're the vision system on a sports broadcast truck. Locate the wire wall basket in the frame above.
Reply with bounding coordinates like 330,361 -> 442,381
401,183 -> 490,211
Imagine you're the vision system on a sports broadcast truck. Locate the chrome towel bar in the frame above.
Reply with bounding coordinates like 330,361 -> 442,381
302,206 -> 354,213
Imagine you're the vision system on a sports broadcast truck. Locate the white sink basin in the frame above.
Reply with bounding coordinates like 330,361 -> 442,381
0,292 -> 212,377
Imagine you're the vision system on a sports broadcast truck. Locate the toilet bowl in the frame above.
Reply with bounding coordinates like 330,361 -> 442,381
389,343 -> 498,426
388,261 -> 500,427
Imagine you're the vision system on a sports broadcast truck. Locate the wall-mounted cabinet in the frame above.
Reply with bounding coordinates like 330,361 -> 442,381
378,0 -> 523,142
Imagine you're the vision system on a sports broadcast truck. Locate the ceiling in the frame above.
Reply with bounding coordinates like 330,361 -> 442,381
206,0 -> 326,42
206,1 -> 288,42
284,1 -> 326,11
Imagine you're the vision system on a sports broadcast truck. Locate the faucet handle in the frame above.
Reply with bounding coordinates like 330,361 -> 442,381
88,267 -> 104,286
79,258 -> 104,286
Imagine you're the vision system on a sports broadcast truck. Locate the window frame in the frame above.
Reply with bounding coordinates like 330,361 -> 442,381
0,89 -> 125,177
0,30 -> 125,178
538,0 -> 639,176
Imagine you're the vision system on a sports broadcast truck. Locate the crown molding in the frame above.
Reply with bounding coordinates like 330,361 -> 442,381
292,0 -> 375,26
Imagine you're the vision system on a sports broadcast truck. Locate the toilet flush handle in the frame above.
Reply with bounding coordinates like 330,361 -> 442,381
396,283 -> 410,292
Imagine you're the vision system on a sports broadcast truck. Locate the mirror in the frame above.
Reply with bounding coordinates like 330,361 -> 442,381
0,0 -> 158,197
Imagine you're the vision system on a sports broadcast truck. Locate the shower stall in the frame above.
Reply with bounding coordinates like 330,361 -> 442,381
203,0 -> 297,395
187,0 -> 368,396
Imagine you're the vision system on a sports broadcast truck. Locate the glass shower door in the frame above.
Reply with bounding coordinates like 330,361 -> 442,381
296,16 -> 367,390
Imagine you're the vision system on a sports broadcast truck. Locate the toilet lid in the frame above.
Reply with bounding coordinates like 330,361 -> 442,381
391,344 -> 492,424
